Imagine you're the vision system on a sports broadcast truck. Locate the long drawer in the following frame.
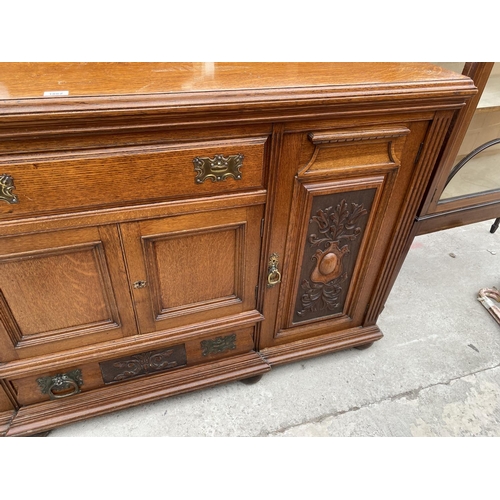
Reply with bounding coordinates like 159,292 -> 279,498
9,327 -> 255,405
0,136 -> 267,218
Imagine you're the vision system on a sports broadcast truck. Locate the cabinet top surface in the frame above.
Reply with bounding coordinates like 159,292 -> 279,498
0,62 -> 469,99
0,63 -> 477,120
0,62 -> 474,114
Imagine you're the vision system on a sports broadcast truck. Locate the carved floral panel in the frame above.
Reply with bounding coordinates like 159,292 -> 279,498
99,345 -> 187,383
293,188 -> 376,323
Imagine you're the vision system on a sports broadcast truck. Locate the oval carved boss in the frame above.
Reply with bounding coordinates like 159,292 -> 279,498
310,241 -> 349,284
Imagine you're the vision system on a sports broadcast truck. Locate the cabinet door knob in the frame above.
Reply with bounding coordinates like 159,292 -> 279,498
267,253 -> 281,287
133,280 -> 147,289
0,174 -> 18,204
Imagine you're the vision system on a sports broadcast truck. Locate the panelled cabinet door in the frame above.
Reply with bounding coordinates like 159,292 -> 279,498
120,204 -> 264,335
0,226 -> 137,362
258,120 -> 434,352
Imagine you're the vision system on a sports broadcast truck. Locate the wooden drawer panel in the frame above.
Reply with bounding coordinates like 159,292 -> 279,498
10,328 -> 255,405
0,137 -> 267,218
12,364 -> 103,406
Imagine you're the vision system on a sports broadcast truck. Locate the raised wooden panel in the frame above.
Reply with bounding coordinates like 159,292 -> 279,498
120,204 -> 264,335
0,226 -> 137,361
144,226 -> 242,317
0,244 -> 116,340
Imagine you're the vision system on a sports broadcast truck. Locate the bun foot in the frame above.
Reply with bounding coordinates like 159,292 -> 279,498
355,342 -> 374,351
240,374 -> 264,385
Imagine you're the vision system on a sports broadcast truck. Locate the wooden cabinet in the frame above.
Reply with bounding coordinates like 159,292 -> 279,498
416,62 -> 500,233
0,63 -> 476,435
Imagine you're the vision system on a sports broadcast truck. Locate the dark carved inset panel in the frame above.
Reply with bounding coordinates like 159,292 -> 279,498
201,333 -> 237,356
293,189 -> 376,323
100,345 -> 187,384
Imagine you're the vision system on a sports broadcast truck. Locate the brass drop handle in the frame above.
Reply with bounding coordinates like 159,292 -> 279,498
267,253 -> 281,287
0,174 -> 18,204
37,369 -> 83,400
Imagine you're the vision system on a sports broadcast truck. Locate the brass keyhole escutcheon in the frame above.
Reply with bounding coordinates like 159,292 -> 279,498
267,253 -> 281,287
133,280 -> 147,289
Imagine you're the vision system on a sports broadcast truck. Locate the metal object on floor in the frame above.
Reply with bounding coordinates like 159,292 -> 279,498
478,287 -> 500,325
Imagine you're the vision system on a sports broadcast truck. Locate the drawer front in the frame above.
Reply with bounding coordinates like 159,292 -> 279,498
0,137 -> 267,218
12,364 -> 101,405
10,328 -> 254,405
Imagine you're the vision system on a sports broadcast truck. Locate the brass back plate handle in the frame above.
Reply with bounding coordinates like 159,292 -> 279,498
267,253 -> 281,287
193,154 -> 244,184
37,369 -> 83,400
0,174 -> 18,204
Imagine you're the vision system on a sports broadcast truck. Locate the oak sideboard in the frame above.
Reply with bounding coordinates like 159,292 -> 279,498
0,63 -> 476,436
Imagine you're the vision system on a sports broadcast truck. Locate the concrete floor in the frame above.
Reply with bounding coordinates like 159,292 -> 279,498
48,220 -> 500,437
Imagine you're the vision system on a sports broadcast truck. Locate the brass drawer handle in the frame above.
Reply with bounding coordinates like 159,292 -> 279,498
267,253 -> 281,287
37,369 -> 83,400
193,153 -> 244,184
0,174 -> 18,204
